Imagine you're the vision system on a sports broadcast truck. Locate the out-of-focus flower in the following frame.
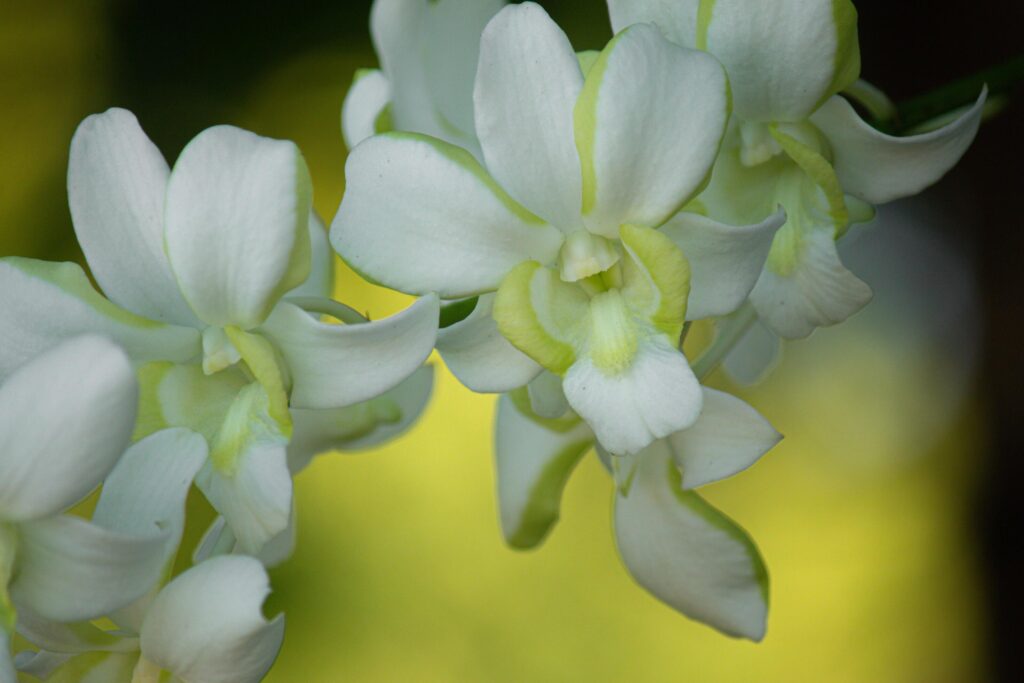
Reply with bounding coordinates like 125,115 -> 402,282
333,2 -> 784,455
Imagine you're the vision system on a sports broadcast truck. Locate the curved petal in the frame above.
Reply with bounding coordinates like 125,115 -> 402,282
93,429 -> 208,578
140,556 -> 284,683
563,337 -> 702,455
331,133 -> 563,298
527,370 -> 569,419
165,125 -> 313,330
260,294 -> 439,409
607,0 -> 699,45
134,362 -> 248,444
0,335 -> 137,522
196,384 -> 292,555
750,227 -> 872,339
14,605 -> 136,655
288,365 -> 435,473
436,294 -> 542,393
614,447 -> 769,640
341,69 -> 391,150
722,319 -> 782,386
495,394 -> 593,549
576,23 -> 728,237
704,0 -> 860,122
11,515 -> 166,622
286,212 -> 335,300
370,0 -> 434,135
812,89 -> 986,204
23,652 -> 136,683
0,258 -> 200,379
68,108 -> 198,326
660,208 -> 786,320
475,2 -> 583,229
669,387 -> 781,489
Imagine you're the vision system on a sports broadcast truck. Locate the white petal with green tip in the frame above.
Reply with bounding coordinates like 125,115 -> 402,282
288,365 -> 435,473
68,108 -> 198,326
436,294 -> 542,393
332,133 -> 564,298
260,294 -> 438,410
615,447 -> 769,640
702,0 -> 860,122
495,394 -> 593,549
165,125 -> 312,330
342,69 -> 391,150
0,336 -> 137,523
140,556 -> 284,683
576,23 -> 728,237
668,387 -> 780,489
196,383 -> 292,555
11,515 -> 166,622
750,226 -> 872,339
564,337 -> 702,456
811,88 -> 986,205
0,258 -> 200,379
660,208 -> 786,320
475,2 -> 584,230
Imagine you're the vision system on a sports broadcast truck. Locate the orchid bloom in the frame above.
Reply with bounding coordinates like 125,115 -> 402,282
608,0 -> 985,340
342,0 -> 506,153
494,378 -> 780,640
0,108 -> 439,554
0,336 -> 174,683
13,429 -> 282,683
333,2 -> 785,455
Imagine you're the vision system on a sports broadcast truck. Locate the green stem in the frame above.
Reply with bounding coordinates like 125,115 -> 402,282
284,296 -> 368,324
692,304 -> 757,381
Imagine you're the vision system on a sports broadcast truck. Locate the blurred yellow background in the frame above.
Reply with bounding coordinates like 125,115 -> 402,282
2,4 -> 989,681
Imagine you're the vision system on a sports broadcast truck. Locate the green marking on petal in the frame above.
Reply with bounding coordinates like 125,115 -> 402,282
815,0 -> 862,112
509,387 -> 585,433
507,439 -> 592,549
696,0 -> 717,51
666,459 -> 770,604
494,262 -> 588,376
224,327 -> 292,438
576,50 -> 601,77
770,125 -> 849,232
588,289 -> 638,374
135,361 -> 174,441
209,382 -> 287,476
373,104 -> 394,135
0,523 -> 17,633
3,257 -> 165,329
619,223 -> 690,338
384,132 -> 546,225
574,30 -> 627,217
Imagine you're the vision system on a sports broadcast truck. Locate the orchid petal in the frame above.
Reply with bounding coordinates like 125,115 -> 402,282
475,2 -> 583,229
286,212 -> 335,301
14,605 -> 136,655
615,447 -> 769,640
341,69 -> 391,150
526,370 -> 569,419
564,337 -> 702,455
165,125 -> 312,330
134,363 -> 248,443
0,336 -> 136,522
68,108 -> 198,326
260,294 -> 438,409
140,556 -> 284,683
811,89 -> 986,204
332,132 -> 563,298
661,208 -> 786,320
576,23 -> 728,237
11,515 -> 166,622
722,318 -> 782,386
27,652 -> 136,683
436,294 -> 542,393
495,394 -> 593,548
0,258 -> 200,379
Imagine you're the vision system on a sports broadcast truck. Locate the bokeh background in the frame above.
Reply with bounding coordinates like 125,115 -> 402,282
3,1 -> 1022,681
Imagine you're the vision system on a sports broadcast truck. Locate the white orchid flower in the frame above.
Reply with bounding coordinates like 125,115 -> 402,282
0,108 -> 440,554
0,336 -> 175,683
342,0 -> 505,153
609,0 -> 986,340
334,2 -> 784,455
15,556 -> 283,683
493,381 -> 780,641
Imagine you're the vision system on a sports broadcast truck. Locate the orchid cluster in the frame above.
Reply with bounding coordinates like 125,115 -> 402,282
0,0 -> 983,679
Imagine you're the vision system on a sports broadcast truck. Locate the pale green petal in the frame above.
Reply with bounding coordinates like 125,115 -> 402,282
331,132 -> 563,298
619,223 -> 690,339
134,362 -> 248,443
495,394 -> 593,549
474,2 -> 584,229
165,125 -> 312,330
0,258 -> 200,380
615,447 -> 769,640
0,336 -> 137,522
436,294 -> 542,393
